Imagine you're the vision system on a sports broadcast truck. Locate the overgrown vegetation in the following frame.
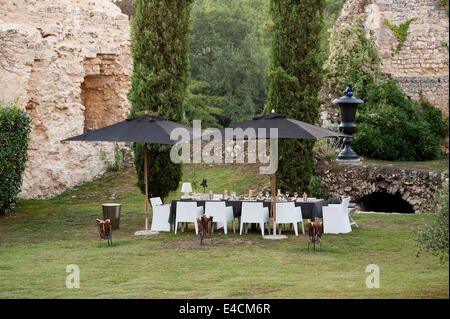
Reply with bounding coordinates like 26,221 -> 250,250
324,18 -> 380,98
0,100 -> 32,216
383,18 -> 417,56
267,0 -> 325,193
128,0 -> 193,200
326,18 -> 447,161
416,180 -> 449,263
100,143 -> 124,172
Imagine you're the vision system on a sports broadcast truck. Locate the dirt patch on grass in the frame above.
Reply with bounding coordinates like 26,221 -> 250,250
170,236 -> 261,249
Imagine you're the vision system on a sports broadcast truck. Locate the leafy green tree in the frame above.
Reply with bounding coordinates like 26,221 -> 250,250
0,100 -> 32,215
128,0 -> 193,200
189,0 -> 270,125
267,0 -> 325,193
183,80 -> 225,129
416,180 -> 449,263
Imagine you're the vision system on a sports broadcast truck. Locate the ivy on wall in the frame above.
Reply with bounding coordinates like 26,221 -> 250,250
383,17 -> 416,56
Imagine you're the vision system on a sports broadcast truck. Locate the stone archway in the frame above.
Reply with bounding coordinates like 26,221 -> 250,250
318,163 -> 447,213
358,190 -> 414,213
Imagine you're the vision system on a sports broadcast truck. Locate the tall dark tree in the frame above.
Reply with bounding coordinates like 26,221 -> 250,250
128,0 -> 193,200
267,0 -> 325,193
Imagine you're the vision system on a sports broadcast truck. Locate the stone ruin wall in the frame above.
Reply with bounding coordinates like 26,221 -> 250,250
338,0 -> 449,116
0,0 -> 132,198
318,163 -> 448,213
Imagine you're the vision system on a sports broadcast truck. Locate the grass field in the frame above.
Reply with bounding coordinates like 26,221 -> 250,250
0,165 -> 448,298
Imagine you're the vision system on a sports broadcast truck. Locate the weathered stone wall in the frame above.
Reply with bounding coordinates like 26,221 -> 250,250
318,162 -> 448,213
338,0 -> 449,116
0,0 -> 132,198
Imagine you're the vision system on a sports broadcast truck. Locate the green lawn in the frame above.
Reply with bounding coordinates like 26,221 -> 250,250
0,165 -> 448,298
363,158 -> 449,172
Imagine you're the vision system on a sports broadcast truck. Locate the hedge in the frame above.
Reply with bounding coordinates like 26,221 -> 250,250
0,101 -> 32,215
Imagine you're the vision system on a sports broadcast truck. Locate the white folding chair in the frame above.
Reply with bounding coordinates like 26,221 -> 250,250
274,202 -> 304,236
149,197 -> 171,232
342,196 -> 358,228
322,204 -> 351,234
240,202 -> 270,237
175,202 -> 204,234
205,201 -> 235,234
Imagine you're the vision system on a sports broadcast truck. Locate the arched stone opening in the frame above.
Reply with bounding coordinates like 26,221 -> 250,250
358,190 -> 414,214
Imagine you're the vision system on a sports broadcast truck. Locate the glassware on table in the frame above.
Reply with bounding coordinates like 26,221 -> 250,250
286,191 -> 290,198
294,192 -> 298,199
265,191 -> 270,199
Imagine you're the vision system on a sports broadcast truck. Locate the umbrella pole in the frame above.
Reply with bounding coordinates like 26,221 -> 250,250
144,143 -> 149,231
273,172 -> 276,235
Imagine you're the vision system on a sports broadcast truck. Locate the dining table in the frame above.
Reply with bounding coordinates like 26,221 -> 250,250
168,198 -> 327,225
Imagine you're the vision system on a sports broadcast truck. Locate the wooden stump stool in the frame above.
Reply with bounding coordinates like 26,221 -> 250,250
197,214 -> 213,245
307,217 -> 323,252
96,219 -> 112,247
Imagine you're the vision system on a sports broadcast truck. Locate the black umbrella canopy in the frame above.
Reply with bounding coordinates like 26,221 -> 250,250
62,114 -> 193,144
203,112 -> 348,140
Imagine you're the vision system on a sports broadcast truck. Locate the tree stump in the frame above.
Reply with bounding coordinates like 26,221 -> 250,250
307,217 -> 323,252
197,214 -> 213,245
96,219 -> 112,246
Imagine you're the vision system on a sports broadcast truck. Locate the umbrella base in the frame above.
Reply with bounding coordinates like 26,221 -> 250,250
134,230 -> 159,236
263,234 -> 288,240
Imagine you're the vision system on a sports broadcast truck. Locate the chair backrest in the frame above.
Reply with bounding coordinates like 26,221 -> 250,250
275,202 -> 297,223
341,196 -> 350,213
150,197 -> 163,208
176,201 -> 199,215
205,201 -> 226,218
241,202 -> 265,222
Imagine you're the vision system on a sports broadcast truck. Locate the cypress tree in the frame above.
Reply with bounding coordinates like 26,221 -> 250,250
128,0 -> 193,200
267,0 -> 325,193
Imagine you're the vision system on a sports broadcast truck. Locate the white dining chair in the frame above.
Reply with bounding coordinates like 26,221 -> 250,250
205,201 -> 235,234
322,204 -> 351,234
240,202 -> 270,237
342,196 -> 358,228
175,201 -> 204,234
274,202 -> 304,236
149,197 -> 171,232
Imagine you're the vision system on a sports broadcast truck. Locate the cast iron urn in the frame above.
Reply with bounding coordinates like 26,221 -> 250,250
333,83 -> 363,162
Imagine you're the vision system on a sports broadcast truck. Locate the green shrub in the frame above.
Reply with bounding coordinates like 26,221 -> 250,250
416,180 -> 449,263
352,80 -> 442,161
419,94 -> 449,140
0,100 -> 32,215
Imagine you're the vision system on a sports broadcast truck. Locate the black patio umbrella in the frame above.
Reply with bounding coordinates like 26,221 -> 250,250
63,113 -> 193,235
204,110 -> 348,236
